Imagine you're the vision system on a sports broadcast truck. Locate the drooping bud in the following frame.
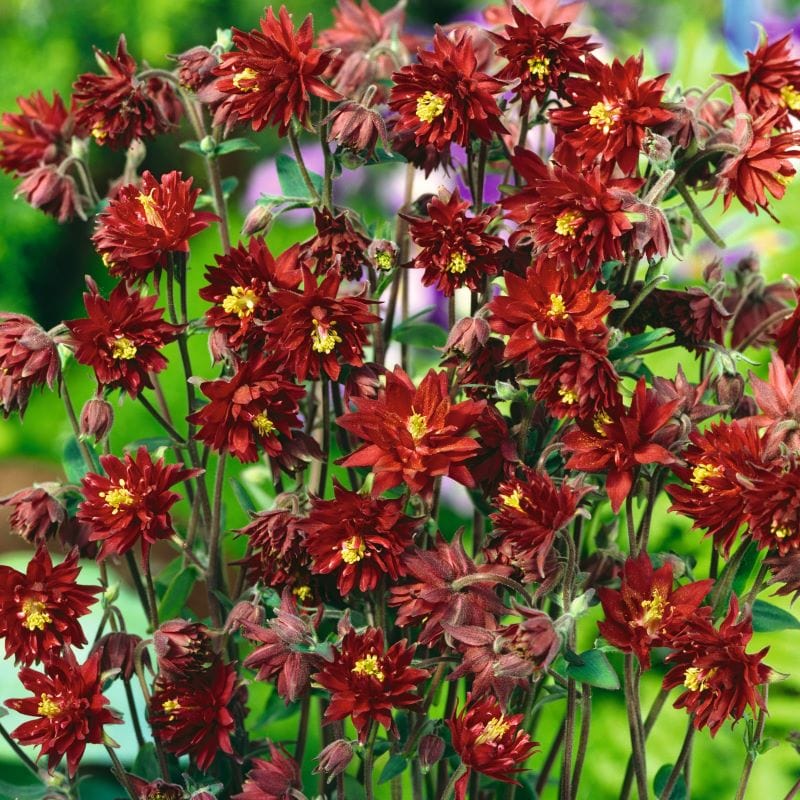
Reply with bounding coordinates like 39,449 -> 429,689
444,316 -> 491,357
80,397 -> 114,442
418,734 -> 445,772
0,485 -> 66,543
92,632 -> 147,681
241,204 -> 273,237
314,739 -> 354,782
153,619 -> 215,677
224,601 -> 265,634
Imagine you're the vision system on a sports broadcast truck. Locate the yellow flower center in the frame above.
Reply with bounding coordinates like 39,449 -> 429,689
375,251 -> 394,271
691,463 -> 722,494
101,252 -> 115,271
91,122 -> 107,142
111,336 -> 137,360
233,67 -> 258,92
475,716 -> 511,745
640,588 -> 668,632
780,84 -> 800,111
311,319 -> 342,355
416,91 -> 446,123
447,251 -> 468,274
555,209 -> 583,238
252,412 -> 276,436
547,292 -> 568,319
162,698 -> 181,721
771,521 -> 791,540
558,386 -> 579,405
527,55 -> 551,78
773,172 -> 793,188
222,286 -> 259,319
683,666 -> 717,692
99,480 -> 135,513
292,585 -> 312,602
501,488 -> 523,511
407,411 -> 428,441
137,189 -> 164,229
352,654 -> 385,682
37,694 -> 61,718
21,598 -> 52,631
593,410 -> 612,436
587,100 -> 620,135
341,536 -> 367,564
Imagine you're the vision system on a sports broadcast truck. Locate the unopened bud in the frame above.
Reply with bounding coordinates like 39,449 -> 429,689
242,205 -> 273,237
315,739 -> 354,782
200,135 -> 216,155
444,316 -> 490,357
714,373 -> 745,410
419,734 -> 445,772
80,397 -> 114,442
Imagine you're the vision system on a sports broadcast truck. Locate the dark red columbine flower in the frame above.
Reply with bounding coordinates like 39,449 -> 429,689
715,98 -> 800,215
388,26 -> 507,151
15,165 -> 84,222
491,5 -> 597,107
324,96 -> 388,158
5,648 -> 121,777
128,776 -> 184,800
0,545 -> 99,666
776,288 -> 800,372
262,268 -> 379,382
0,486 -> 67,543
337,366 -> 485,496
175,45 -> 220,92
597,552 -> 713,670
403,189 -> 504,297
200,238 -> 302,355
0,313 -> 60,418
150,658 -> 238,770
718,32 -> 800,124
65,279 -> 182,398
562,378 -> 678,513
549,53 -> 672,175
748,355 -> 800,451
489,468 -> 591,580
233,742 -> 301,800
315,738 -> 355,783
462,404 -> 518,492
662,598 -> 771,735
314,626 -> 428,742
91,632 -> 144,682
242,589 -> 322,703
300,207 -> 370,282
389,533 -> 512,645
766,549 -> 800,603
153,619 -> 215,678
206,6 -> 340,135
188,355 -> 306,464
448,694 -> 538,800
304,483 -> 418,596
73,35 -> 180,149
78,446 -> 199,562
724,271 -> 794,351
741,462 -> 800,555
92,170 -> 218,283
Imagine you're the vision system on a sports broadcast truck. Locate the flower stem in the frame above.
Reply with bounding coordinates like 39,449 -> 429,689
207,454 -> 227,628
105,744 -> 138,800
734,689 -> 768,800
440,764 -> 468,800
295,693 -> 311,766
675,181 -> 726,249
0,720 -> 40,777
363,722 -> 379,800
620,687 -> 669,800
658,720 -> 695,799
125,551 -> 153,629
623,654 -> 648,800
143,554 -> 160,632
318,375 -> 331,497
123,679 -> 145,748
288,125 -> 322,205
571,685 -> 592,800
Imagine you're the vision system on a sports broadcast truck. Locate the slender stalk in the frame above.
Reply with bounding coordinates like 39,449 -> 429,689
736,308 -> 794,352
620,688 -> 669,800
626,493 -> 638,557
658,721 -> 695,799
287,126 -> 322,205
561,678 -> 577,800
0,720 -> 40,776
123,679 -> 145,748
143,555 -> 160,632
784,776 -> 800,800
295,694 -> 311,766
105,745 -> 138,800
741,563 -> 769,613
734,690 -> 768,800
709,541 -> 749,613
535,719 -> 566,796
675,181 -> 726,249
571,685 -> 592,799
318,375 -> 331,497
60,376 -> 94,468
622,655 -> 648,800
440,764 -> 468,800
320,102 -> 334,210
206,139 -> 232,253
125,552 -> 152,628
207,455 -> 227,628
137,392 -> 187,444
412,760 -> 424,800
363,722 -> 379,800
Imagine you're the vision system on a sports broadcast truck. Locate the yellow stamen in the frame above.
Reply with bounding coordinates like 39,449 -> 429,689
771,521 -> 791,540
162,698 -> 181,721
593,410 -> 612,436
773,172 -> 793,188
99,480 -> 135,513
37,694 -> 61,718
375,250 -> 394,271
407,411 -> 428,441
683,666 -> 716,692
554,209 -> 583,237
137,189 -> 164,229
780,84 -> 800,111
416,91 -> 446,123
311,319 -> 342,355
475,716 -> 511,745
101,252 -> 115,271
691,463 -> 722,494
222,286 -> 259,319
252,412 -> 276,436
341,536 -> 367,564
21,598 -> 52,632
352,654 -> 385,682
91,122 -> 107,142
547,292 -> 568,319
558,386 -> 578,405
233,67 -> 258,92
447,251 -> 468,274
292,585 -> 312,602
527,55 -> 551,78
640,589 -> 668,632
501,488 -> 523,511
111,336 -> 137,360
587,100 -> 620,135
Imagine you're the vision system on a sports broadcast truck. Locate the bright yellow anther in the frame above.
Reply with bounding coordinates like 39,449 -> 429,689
252,412 -> 276,436
416,91 -> 446,123
341,536 -> 367,564
233,67 -> 258,92
222,286 -> 259,319
527,55 -> 551,78
447,251 -> 468,274
111,337 -> 137,360
558,386 -> 578,405
137,189 -> 164,228
547,293 -> 568,319
21,598 -> 52,632
475,716 -> 511,745
780,84 -> 800,111
37,694 -> 61,718
311,319 -> 342,355
555,209 -> 583,238
99,480 -> 135,513
407,411 -> 428,441
352,654 -> 385,682
691,463 -> 722,494
162,699 -> 181,720
501,488 -> 523,511
587,100 -> 620,135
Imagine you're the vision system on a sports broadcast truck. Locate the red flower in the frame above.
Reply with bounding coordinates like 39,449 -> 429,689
491,6 -> 597,107
448,695 -> 538,800
404,189 -> 504,296
389,533 -> 512,645
314,626 -> 428,742
748,354 -> 800,451
150,659 -> 238,770
562,378 -> 678,513
188,355 -> 307,463
741,462 -> 800,555
324,97 -> 388,157
175,46 -> 220,92
242,589 -> 321,703
489,468 -> 591,579
597,552 -> 713,670
78,446 -> 199,562
662,598 -> 771,735
337,366 -> 485,496
200,238 -> 302,355
304,483 -> 417,596
388,26 -> 507,151
549,54 -> 672,175
15,165 -> 84,222
233,743 -> 301,800
263,268 -> 379,381
92,170 -> 217,283
206,6 -> 340,135
73,35 -> 180,149
766,549 -> 800,603
718,32 -> 800,124
724,275 -> 794,351
715,98 -> 800,214
0,545 -> 99,665
5,649 -> 121,777
0,486 -> 67,543
65,279 -> 182,398
776,288 -> 800,372
153,619 -> 215,677
300,207 -> 370,281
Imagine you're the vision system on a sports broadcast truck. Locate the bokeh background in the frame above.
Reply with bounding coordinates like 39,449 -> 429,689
0,0 -> 799,798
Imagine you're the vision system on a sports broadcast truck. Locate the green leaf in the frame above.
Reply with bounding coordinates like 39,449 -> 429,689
179,140 -> 205,155
158,565 -> 199,621
608,328 -> 672,360
374,268 -> 397,298
654,764 -> 687,800
564,648 -> 620,690
731,541 -> 760,598
154,555 -> 183,591
133,742 -> 161,782
0,779 -> 48,799
378,754 -> 408,784
62,435 -> 98,484
215,137 -> 260,156
751,599 -> 800,632
391,321 -> 447,348
276,153 -> 322,199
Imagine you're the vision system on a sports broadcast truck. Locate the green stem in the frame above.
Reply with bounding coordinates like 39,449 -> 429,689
318,375 -> 331,497
675,181 -> 726,249
658,720 -> 695,799
207,454 -> 227,628
288,125 -> 322,205
734,689 -> 768,800
440,764 -> 468,800
105,745 -> 138,800
571,685 -> 592,800
623,655 -> 648,800
123,679 -> 145,748
363,722 -> 379,800
143,554 -> 160,632
620,688 -> 669,800
0,721 -> 40,777
295,693 -> 311,766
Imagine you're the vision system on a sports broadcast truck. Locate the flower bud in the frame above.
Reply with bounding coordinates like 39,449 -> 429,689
714,372 -> 745,410
241,204 -> 273,237
643,131 -> 672,163
444,316 -> 490,357
153,619 -> 214,677
344,363 -> 385,405
175,45 -> 220,91
324,98 -> 388,158
0,485 -> 66,543
419,734 -> 445,772
367,239 -> 398,272
91,632 -> 146,681
129,776 -> 184,800
80,397 -> 114,442
224,600 -> 265,634
314,739 -> 354,781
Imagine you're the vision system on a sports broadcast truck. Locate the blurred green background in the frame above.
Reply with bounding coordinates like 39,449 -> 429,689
1,0 -> 800,798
